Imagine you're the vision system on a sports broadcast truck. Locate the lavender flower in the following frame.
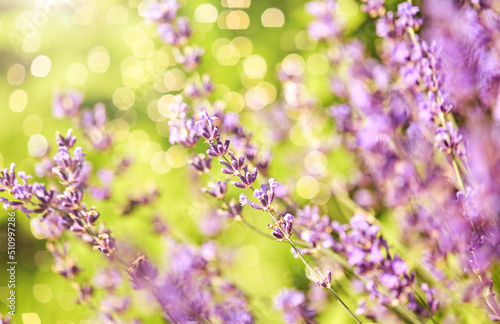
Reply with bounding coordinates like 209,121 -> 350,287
361,0 -> 385,17
221,153 -> 245,176
395,2 -> 423,32
330,215 -> 437,317
305,0 -> 339,41
201,181 -> 227,200
176,45 -> 203,72
274,288 -> 317,324
230,166 -> 257,189
141,0 -> 179,24
435,122 -> 463,155
126,255 -> 159,290
207,138 -> 230,157
52,90 -> 83,119
80,103 -> 112,151
190,154 -> 212,174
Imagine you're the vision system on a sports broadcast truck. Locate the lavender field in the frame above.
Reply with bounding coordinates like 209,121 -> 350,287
1,0 -> 500,323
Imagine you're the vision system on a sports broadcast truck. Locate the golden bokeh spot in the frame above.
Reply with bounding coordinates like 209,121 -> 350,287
156,119 -> 170,137
31,55 -> 51,77
72,6 -> 94,25
245,87 -> 267,110
133,141 -> 154,162
22,313 -> 41,324
311,183 -> 332,205
216,43 -> 240,66
282,53 -> 306,76
106,5 -> 129,24
261,8 -> 285,28
336,0 -> 359,15
222,0 -> 251,8
296,176 -> 320,199
219,10 -> 249,30
22,34 -> 41,53
295,30 -> 317,50
121,56 -> 146,87
147,99 -> 164,122
28,134 -> 48,158
237,245 -> 260,267
164,69 -> 186,91
150,151 -> 173,174
232,36 -> 252,57
147,50 -> 170,71
23,115 -> 43,136
15,11 -> 34,30
289,124 -> 308,146
132,36 -> 155,58
123,27 -> 140,47
306,53 -> 329,75
245,82 -> 276,110
304,150 -> 327,175
167,145 -> 188,168
7,63 -> 26,86
195,4 -> 218,23
113,87 -> 135,110
33,284 -> 52,303
9,89 -> 28,113
243,55 -> 267,79
57,293 -> 76,311
157,94 -> 176,117
66,63 -> 88,85
113,129 -> 129,143
88,46 -> 110,73
129,129 -> 150,143
227,10 -> 249,29
153,70 -> 168,92
223,91 -> 245,113
211,38 -> 235,65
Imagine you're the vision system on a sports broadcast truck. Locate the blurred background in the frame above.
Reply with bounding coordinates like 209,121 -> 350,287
0,0 -> 382,323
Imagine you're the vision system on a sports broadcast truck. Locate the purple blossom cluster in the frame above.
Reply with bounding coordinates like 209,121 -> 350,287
0,130 -> 115,255
274,288 -> 317,324
127,239 -> 254,323
331,215 -> 437,318
140,0 -> 202,71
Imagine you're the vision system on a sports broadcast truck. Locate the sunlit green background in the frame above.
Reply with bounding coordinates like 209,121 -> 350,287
0,0 -> 430,323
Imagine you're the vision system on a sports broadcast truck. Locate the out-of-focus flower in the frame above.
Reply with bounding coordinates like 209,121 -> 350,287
52,90 -> 83,119
274,288 -> 317,324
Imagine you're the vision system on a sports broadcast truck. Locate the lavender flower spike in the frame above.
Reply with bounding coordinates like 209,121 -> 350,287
196,110 -> 219,141
239,193 -> 263,210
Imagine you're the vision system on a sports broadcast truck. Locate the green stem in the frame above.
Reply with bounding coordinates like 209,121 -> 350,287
267,211 -> 363,324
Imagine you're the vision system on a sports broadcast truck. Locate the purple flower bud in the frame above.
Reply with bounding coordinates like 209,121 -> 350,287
56,129 -> 77,148
283,213 -> 294,236
274,288 -> 317,324
272,227 -> 285,240
177,46 -> 204,72
435,122 -> 463,155
202,181 -> 227,200
93,232 -> 115,256
224,198 -> 243,219
52,90 -> 83,119
190,154 -> 212,173
239,193 -> 250,206
239,194 -> 263,210
126,255 -> 159,290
